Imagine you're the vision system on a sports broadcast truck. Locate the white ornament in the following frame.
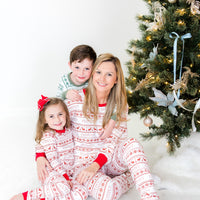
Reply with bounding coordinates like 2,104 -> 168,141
168,0 -> 176,3
147,2 -> 166,31
143,116 -> 153,127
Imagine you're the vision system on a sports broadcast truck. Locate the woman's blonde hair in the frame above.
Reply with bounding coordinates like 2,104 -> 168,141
35,98 -> 70,143
83,53 -> 127,127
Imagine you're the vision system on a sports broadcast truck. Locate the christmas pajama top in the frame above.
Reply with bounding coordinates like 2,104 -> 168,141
35,128 -> 74,179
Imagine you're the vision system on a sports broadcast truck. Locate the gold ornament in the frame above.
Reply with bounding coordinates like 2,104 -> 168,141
172,67 -> 199,92
146,35 -> 152,42
175,8 -> 187,16
197,54 -> 200,58
168,0 -> 176,3
164,81 -> 169,85
138,15 -> 143,20
167,58 -> 173,64
133,72 -> 157,92
177,20 -> 185,26
128,90 -> 133,94
132,77 -> 137,81
146,72 -> 154,79
143,116 -> 153,127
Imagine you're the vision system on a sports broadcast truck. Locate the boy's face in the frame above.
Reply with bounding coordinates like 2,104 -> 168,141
69,58 -> 93,85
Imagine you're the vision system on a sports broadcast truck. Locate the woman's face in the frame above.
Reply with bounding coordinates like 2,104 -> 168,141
93,61 -> 117,94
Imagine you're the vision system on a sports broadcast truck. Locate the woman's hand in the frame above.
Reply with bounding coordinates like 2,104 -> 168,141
36,157 -> 52,183
76,162 -> 100,184
99,119 -> 115,139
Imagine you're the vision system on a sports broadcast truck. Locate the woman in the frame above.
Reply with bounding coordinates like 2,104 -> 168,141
37,53 -> 159,200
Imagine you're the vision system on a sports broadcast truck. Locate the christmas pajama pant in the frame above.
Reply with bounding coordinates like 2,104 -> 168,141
85,137 -> 159,200
26,170 -> 87,200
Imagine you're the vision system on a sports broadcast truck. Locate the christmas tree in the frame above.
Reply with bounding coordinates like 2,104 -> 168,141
126,0 -> 200,153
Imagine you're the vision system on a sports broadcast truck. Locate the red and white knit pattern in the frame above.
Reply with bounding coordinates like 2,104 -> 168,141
64,90 -> 159,200
30,129 -> 88,200
40,129 -> 74,176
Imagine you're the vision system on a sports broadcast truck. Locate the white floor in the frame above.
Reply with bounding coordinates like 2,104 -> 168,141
1,110 -> 200,200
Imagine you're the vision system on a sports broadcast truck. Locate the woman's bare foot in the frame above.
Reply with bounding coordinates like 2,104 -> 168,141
10,193 -> 23,200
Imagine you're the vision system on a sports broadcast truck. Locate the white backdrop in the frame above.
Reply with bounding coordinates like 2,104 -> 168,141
0,1 -> 150,199
0,0 -> 147,113
1,1 -> 200,200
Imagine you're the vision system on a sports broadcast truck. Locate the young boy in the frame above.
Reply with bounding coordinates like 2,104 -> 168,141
57,44 -> 115,139
57,44 -> 96,101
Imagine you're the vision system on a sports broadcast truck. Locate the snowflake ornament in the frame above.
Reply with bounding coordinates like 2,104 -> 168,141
149,87 -> 185,116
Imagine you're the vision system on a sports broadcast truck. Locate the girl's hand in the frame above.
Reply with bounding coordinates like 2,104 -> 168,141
76,162 -> 100,184
66,90 -> 82,101
37,157 -> 52,183
9,193 -> 23,200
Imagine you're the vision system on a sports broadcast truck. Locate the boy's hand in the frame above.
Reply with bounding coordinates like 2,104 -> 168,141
37,157 -> 52,183
99,119 -> 115,139
76,162 -> 100,184
66,90 -> 82,101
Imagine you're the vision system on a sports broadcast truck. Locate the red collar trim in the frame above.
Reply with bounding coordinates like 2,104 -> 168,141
55,128 -> 65,134
99,103 -> 107,107
82,89 -> 107,107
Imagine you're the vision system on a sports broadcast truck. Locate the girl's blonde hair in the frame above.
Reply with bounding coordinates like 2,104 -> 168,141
83,53 -> 127,127
35,98 -> 70,143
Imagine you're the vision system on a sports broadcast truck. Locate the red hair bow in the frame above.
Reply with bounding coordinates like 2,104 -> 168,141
38,95 -> 50,111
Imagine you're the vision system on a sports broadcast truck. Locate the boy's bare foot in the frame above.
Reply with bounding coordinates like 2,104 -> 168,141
10,193 -> 23,200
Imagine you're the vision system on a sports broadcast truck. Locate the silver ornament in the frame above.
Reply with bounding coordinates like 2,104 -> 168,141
143,116 -> 153,127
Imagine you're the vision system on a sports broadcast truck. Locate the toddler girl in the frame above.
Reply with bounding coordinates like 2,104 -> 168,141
10,95 -> 87,200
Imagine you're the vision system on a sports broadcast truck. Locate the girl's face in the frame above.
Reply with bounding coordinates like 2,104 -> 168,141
93,61 -> 117,94
45,103 -> 66,130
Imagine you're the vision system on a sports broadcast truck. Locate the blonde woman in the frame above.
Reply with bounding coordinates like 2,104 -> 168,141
36,54 -> 159,200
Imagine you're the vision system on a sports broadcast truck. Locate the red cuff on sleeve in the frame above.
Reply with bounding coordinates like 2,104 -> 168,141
93,153 -> 108,169
35,152 -> 46,161
22,191 -> 28,200
63,173 -> 70,181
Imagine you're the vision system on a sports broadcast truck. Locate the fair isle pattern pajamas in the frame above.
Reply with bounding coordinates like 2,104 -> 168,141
57,73 -> 88,100
29,129 -> 88,200
65,90 -> 159,200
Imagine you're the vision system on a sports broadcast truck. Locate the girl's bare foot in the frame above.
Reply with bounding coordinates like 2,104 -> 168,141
10,193 -> 23,200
